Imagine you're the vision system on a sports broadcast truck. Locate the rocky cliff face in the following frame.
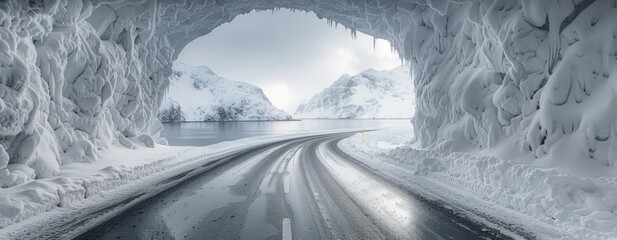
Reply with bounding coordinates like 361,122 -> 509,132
158,99 -> 185,123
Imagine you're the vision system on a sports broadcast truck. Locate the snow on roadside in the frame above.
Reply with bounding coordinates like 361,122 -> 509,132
0,129 -> 363,232
339,128 -> 617,240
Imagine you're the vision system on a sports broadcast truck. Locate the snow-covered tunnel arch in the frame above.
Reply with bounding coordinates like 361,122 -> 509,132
1,0 -> 616,185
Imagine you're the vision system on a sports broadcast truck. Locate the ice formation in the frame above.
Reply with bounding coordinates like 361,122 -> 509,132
0,0 -> 616,224
159,63 -> 291,122
294,67 -> 415,119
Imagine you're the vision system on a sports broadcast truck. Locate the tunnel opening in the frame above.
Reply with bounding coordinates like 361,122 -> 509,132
158,8 -> 414,146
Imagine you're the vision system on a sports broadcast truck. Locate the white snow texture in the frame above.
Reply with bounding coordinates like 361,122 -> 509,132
341,129 -> 617,239
1,0 -> 617,231
159,62 -> 291,122
294,66 -> 415,119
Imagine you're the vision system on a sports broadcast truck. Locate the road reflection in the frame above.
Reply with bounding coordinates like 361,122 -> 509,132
316,142 -> 421,238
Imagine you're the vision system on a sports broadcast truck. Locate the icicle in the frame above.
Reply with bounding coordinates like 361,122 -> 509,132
352,22 -> 356,39
373,36 -> 376,51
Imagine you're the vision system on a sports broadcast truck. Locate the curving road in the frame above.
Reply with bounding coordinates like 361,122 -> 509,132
75,132 -> 512,240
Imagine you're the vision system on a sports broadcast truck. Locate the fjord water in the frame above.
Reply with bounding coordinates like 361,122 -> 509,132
161,119 -> 411,146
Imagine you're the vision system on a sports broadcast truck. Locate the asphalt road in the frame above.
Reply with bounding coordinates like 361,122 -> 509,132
75,133 -> 512,240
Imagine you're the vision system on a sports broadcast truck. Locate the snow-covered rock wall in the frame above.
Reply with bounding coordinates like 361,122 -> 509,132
404,0 -> 617,173
1,0 -> 615,185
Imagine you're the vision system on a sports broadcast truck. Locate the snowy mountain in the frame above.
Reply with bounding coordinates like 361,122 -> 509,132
158,63 -> 291,122
294,67 -> 414,119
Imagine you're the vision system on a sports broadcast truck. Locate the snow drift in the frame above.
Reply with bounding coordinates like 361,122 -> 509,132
294,67 -> 414,119
341,129 -> 617,239
1,0 -> 617,233
159,63 -> 291,122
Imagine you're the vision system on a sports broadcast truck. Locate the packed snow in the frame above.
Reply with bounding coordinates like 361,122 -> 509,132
158,63 -> 291,122
0,0 -> 616,238
340,129 -> 617,239
294,66 -> 415,119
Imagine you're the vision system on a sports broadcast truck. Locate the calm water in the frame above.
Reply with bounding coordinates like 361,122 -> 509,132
161,119 -> 411,146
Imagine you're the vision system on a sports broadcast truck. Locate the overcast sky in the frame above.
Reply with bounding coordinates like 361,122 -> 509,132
177,9 -> 401,113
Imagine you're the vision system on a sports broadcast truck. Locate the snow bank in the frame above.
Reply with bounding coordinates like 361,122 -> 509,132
0,129 -> 363,231
159,62 -> 291,122
340,129 -> 617,239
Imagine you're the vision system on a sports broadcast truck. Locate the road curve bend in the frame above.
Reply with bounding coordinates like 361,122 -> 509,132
71,132 -> 512,240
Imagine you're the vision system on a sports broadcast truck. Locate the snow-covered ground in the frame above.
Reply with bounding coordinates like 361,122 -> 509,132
339,129 -> 617,239
0,129 -> 365,234
159,63 -> 291,122
294,67 -> 414,119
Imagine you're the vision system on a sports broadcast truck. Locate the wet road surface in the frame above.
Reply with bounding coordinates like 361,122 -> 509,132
75,133 -> 512,240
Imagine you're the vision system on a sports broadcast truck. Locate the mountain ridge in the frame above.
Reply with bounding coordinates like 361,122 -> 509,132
158,63 -> 292,122
294,67 -> 414,119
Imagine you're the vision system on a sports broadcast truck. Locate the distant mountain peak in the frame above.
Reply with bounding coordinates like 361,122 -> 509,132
294,67 -> 415,119
159,63 -> 291,122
